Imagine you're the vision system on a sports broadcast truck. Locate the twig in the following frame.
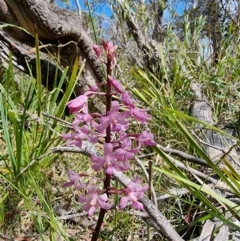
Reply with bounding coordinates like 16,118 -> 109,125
165,153 -> 234,193
54,143 -> 184,241
29,210 -> 86,221
148,160 -> 158,206
58,212 -> 86,220
191,131 -> 240,167
27,41 -> 77,55
127,210 -> 149,218
42,112 -> 72,128
16,152 -> 51,179
219,142 -> 240,168
52,142 -> 101,156
135,156 -> 149,179
157,188 -> 189,201
0,233 -> 13,241
134,157 -> 158,209
74,0 -> 82,21
193,132 -> 226,153
157,144 -> 208,166
138,153 -> 154,159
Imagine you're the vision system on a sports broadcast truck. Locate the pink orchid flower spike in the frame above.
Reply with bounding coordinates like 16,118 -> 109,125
62,170 -> 88,190
79,185 -> 112,217
118,177 -> 148,210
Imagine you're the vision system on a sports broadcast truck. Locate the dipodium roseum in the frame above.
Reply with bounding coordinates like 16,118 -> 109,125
121,91 -> 135,108
66,89 -> 102,113
96,101 -> 130,133
118,178 -> 148,210
91,143 -> 130,175
79,185 -> 112,217
66,94 -> 88,113
62,124 -> 98,148
137,131 -> 157,147
113,137 -> 135,162
102,40 -> 118,61
93,45 -> 101,58
62,40 -> 156,240
63,170 -> 88,190
108,75 -> 124,94
131,108 -> 151,124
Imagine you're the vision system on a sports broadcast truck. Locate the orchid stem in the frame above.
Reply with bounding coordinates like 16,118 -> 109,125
91,58 -> 112,241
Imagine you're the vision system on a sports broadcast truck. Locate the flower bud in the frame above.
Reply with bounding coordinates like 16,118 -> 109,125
93,45 -> 101,58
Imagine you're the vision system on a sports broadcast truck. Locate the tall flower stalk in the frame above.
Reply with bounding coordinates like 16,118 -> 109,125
62,40 -> 156,240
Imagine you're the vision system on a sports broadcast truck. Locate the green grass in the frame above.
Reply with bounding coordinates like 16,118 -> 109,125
0,24 -> 85,239
1,4 -> 240,241
127,13 -> 240,239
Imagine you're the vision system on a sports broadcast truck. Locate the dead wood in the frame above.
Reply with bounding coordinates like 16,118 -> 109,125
190,81 -> 240,169
189,81 -> 240,240
0,0 -> 104,94
52,143 -> 184,241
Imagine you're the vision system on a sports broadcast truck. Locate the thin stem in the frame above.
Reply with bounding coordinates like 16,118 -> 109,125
106,58 -> 112,143
91,58 -> 112,241
147,160 -> 153,241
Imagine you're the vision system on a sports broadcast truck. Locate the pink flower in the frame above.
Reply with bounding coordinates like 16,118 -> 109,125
131,108 -> 151,124
62,132 -> 84,148
67,94 -> 88,113
103,40 -> 113,52
102,40 -> 118,61
97,101 -> 130,133
67,90 -> 101,113
137,131 -> 156,147
118,177 -> 148,210
72,121 -> 99,144
75,112 -> 93,123
113,137 -> 135,162
62,124 -> 98,148
79,185 -> 112,217
91,143 -> 130,175
121,91 -> 135,108
112,111 -> 130,132
63,170 -> 88,190
93,45 -> 101,58
108,75 -> 124,93
108,45 -> 118,61
73,113 -> 99,134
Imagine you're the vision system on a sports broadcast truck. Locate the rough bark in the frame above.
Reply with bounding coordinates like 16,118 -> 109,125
152,1 -> 166,43
204,0 -> 222,64
123,9 -> 161,72
190,81 -> 239,169
0,0 -> 105,94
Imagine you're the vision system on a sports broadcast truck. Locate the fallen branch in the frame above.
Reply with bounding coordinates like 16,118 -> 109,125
158,144 -> 208,166
157,188 -> 189,201
164,152 -> 234,193
53,143 -> 184,241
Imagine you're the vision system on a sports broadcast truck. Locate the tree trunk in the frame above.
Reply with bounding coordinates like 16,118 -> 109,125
0,0 -> 104,94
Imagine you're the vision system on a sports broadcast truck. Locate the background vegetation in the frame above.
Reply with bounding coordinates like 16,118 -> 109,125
0,0 -> 240,240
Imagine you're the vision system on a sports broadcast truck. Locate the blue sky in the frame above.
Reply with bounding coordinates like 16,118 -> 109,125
56,0 -> 112,17
55,0 -> 186,21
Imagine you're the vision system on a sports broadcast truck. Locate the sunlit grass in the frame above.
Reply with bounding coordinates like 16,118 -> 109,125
0,23 -> 85,239
1,5 -> 240,240
128,13 -> 240,239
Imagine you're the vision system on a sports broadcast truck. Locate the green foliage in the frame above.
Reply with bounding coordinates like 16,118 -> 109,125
1,0 -> 240,239
82,1 -> 240,237
128,10 -> 240,238
0,23 -> 83,239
